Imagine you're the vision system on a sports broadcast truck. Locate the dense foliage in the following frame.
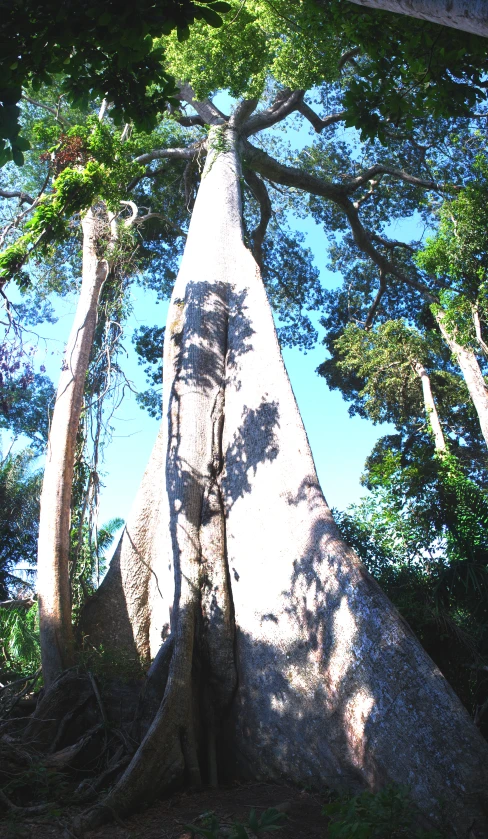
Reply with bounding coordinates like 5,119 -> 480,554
0,0 -> 231,165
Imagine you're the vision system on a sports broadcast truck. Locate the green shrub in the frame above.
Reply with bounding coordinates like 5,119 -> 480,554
0,602 -> 41,677
323,786 -> 441,839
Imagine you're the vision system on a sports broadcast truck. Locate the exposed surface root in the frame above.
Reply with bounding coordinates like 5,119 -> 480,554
0,669 -> 143,820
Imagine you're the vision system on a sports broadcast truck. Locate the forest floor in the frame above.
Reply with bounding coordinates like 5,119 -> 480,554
0,782 -> 329,839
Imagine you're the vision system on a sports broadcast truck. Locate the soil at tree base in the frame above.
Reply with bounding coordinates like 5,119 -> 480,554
0,783 -> 328,838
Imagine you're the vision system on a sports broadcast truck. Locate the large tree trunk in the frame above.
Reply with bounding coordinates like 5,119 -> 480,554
78,124 -> 488,837
345,0 -> 488,37
435,310 -> 488,450
37,207 -> 110,687
217,190 -> 488,837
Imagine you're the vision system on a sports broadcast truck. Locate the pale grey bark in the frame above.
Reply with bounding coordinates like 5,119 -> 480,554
79,423 -> 174,663
436,311 -> 488,450
473,306 -> 488,357
178,82 -> 227,125
345,0 -> 488,38
78,121 -> 488,837
218,163 -> 488,833
37,208 -> 110,687
413,361 -> 446,451
76,128 -> 243,830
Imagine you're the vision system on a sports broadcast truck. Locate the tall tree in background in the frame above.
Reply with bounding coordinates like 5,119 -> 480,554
37,204 -> 113,685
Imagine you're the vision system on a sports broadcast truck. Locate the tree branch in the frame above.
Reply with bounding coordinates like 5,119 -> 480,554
341,201 -> 438,302
178,114 -> 206,128
229,98 -> 259,129
244,139 -> 437,303
243,168 -> 272,269
473,306 -> 488,357
22,94 -> 70,127
364,269 -> 388,329
296,100 -> 347,133
243,89 -> 304,137
243,139 -> 347,202
134,144 -> 201,165
371,233 -> 416,252
177,83 -> 227,125
338,47 -> 361,71
0,189 -> 35,205
120,200 -> 139,227
167,104 -> 206,128
345,0 -> 488,39
344,163 -> 445,194
0,598 -> 35,610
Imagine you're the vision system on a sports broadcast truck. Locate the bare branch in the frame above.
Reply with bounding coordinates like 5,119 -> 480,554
296,100 -> 347,133
364,269 -> 388,329
178,114 -> 206,128
134,144 -> 202,165
135,212 -> 187,237
243,139 -> 346,203
473,306 -> 488,356
120,197 -> 187,236
167,104 -> 206,128
98,98 -> 112,122
120,123 -> 131,142
22,94 -> 71,126
371,233 -> 416,252
345,0 -> 488,39
0,189 -> 35,205
243,89 -> 304,137
177,83 -> 227,125
243,168 -> 272,269
344,163 -> 445,194
338,47 -> 361,71
120,200 -> 139,227
341,201 -> 438,302
0,598 -> 35,610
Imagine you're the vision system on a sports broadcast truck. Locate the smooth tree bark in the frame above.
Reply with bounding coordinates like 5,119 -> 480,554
413,361 -> 447,452
345,0 -> 488,37
435,311 -> 488,450
79,423 -> 173,662
77,104 -> 488,838
37,206 -> 111,687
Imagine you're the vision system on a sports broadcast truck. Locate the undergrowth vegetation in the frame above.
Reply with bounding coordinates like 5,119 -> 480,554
323,786 -> 442,839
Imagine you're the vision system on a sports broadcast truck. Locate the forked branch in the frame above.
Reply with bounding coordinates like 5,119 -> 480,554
243,89 -> 304,136
296,100 -> 347,133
